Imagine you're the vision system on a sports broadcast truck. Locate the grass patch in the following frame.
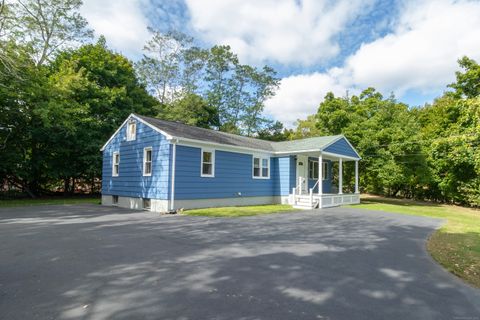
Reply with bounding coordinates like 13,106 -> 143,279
352,196 -> 480,287
184,204 -> 297,217
0,196 -> 101,207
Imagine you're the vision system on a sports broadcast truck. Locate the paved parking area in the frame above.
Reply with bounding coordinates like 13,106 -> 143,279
0,204 -> 479,320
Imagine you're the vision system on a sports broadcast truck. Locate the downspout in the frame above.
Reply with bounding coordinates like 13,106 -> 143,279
170,139 -> 177,211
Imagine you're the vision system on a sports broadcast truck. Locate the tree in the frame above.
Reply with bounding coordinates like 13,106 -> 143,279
161,93 -> 219,128
135,28 -> 194,104
135,32 -> 280,136
10,0 -> 93,66
448,56 -> 480,99
48,40 -> 160,192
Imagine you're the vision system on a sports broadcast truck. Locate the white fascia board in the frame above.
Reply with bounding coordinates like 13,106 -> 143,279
175,137 -> 273,156
100,115 -> 132,151
318,135 -> 344,151
321,151 -> 361,161
130,114 -> 173,140
273,149 -> 322,155
100,114 -> 174,151
319,134 -> 362,160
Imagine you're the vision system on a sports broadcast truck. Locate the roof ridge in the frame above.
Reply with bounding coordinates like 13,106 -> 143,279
134,113 -> 277,145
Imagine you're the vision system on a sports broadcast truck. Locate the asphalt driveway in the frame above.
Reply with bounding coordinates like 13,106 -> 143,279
0,205 -> 479,320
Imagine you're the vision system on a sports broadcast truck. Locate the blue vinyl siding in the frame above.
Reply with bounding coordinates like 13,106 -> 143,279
307,159 -> 332,193
102,120 -> 170,199
324,137 -> 359,158
174,146 -> 283,199
273,156 -> 296,196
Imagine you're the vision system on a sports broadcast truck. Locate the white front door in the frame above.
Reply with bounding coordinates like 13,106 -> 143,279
296,155 -> 308,194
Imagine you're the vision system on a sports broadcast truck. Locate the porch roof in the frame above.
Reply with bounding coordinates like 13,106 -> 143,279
271,135 -> 342,152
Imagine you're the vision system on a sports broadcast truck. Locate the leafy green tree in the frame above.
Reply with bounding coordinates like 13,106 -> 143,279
449,56 -> 480,99
48,39 -> 159,192
10,0 -> 93,66
161,93 -> 219,128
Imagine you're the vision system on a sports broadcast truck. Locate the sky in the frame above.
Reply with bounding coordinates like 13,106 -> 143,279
80,0 -> 480,127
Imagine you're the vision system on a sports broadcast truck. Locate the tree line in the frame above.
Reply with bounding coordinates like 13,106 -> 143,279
286,57 -> 480,207
0,0 -> 280,197
0,0 -> 478,207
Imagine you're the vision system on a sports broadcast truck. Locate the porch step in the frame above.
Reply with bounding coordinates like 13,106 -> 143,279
292,200 -> 319,210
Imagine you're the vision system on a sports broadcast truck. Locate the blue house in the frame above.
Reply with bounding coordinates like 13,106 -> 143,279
101,114 -> 361,212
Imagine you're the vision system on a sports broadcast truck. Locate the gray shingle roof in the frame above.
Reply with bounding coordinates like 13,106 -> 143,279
136,114 -> 342,153
271,136 -> 343,152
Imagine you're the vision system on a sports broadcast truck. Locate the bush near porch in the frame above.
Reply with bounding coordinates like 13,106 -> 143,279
352,195 -> 480,288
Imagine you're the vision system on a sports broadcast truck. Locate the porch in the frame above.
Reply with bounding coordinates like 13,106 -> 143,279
287,150 -> 360,209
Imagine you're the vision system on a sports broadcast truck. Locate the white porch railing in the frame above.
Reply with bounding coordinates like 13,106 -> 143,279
289,192 -> 360,209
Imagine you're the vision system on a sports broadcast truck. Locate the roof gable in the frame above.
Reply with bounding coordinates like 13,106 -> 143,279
100,114 -> 171,151
323,137 -> 360,159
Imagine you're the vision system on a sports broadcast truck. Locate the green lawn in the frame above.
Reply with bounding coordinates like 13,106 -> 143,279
353,196 -> 480,287
184,204 -> 297,217
0,196 -> 101,207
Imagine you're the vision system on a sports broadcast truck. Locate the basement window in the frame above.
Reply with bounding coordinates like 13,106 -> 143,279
112,195 -> 118,205
143,198 -> 151,210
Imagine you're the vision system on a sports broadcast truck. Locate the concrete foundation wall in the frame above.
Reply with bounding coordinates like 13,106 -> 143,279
102,195 -> 169,212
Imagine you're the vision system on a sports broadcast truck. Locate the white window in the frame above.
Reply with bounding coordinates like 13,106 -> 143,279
253,156 -> 270,179
308,161 -> 328,180
143,147 -> 152,176
309,160 -> 319,179
112,152 -> 120,177
127,120 -> 136,141
143,198 -> 151,210
201,149 -> 215,177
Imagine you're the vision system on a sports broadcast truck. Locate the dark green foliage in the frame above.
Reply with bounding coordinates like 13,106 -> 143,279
0,39 -> 158,196
291,57 -> 480,206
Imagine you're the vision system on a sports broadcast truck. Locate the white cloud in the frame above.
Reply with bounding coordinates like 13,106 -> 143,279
80,0 -> 150,58
265,0 -> 480,127
184,0 -> 373,66
264,72 -> 350,126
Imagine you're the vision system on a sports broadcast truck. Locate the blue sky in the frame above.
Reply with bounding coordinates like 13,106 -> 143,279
80,0 -> 480,126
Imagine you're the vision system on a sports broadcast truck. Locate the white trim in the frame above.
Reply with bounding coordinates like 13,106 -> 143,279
143,147 -> 153,176
112,151 -> 120,177
308,159 -> 319,180
318,153 -> 323,195
274,149 -> 323,155
170,141 -> 177,211
100,114 -> 173,151
355,160 -> 359,194
338,158 -> 343,195
320,135 -> 362,160
126,120 -> 136,141
321,151 -> 360,161
322,161 -> 328,180
200,148 -> 215,177
252,155 -> 270,179
176,137 -> 273,156
319,135 -> 344,151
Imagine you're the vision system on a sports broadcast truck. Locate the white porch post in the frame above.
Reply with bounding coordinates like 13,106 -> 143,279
355,160 -> 359,194
318,153 -> 323,195
338,158 -> 343,194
